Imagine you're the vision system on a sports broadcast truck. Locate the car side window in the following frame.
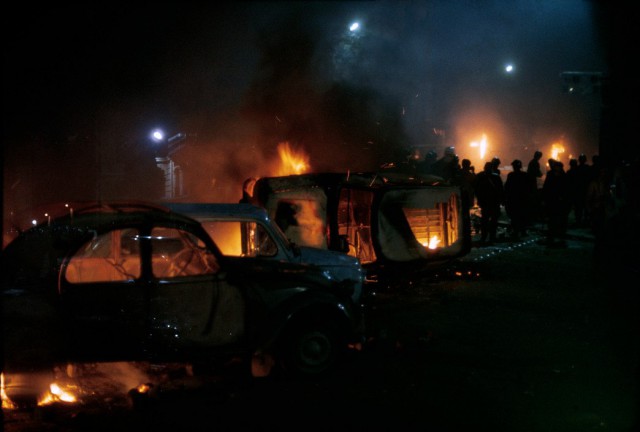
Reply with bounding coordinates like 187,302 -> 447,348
200,221 -> 277,258
254,224 -> 277,257
65,229 -> 141,283
151,227 -> 219,278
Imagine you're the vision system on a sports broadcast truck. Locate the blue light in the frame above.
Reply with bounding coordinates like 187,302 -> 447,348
151,129 -> 165,142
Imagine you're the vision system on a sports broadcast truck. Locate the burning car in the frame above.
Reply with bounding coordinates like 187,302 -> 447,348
163,202 -> 364,304
1,201 -> 364,408
242,172 -> 471,285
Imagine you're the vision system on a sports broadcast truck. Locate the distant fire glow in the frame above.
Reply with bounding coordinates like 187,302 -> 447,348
469,134 -> 488,160
550,142 -> 566,161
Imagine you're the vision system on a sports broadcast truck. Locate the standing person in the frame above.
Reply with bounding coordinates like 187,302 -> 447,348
417,149 -> 438,176
459,158 -> 477,210
474,161 -> 504,245
574,154 -> 591,226
526,150 -> 544,226
585,162 -> 612,263
565,158 -> 581,226
527,150 -> 544,182
541,159 -> 570,247
431,146 -> 461,182
504,159 -> 532,240
490,156 -> 502,175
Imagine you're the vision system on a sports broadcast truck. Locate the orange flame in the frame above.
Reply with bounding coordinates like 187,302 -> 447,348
272,142 -> 310,176
1,373 -> 16,409
421,235 -> 441,250
550,142 -> 565,161
38,382 -> 78,405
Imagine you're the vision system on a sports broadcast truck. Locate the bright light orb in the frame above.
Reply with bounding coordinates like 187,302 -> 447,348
151,129 -> 164,142
505,64 -> 514,73
349,22 -> 359,32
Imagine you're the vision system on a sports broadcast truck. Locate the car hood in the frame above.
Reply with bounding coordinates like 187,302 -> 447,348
296,246 -> 364,302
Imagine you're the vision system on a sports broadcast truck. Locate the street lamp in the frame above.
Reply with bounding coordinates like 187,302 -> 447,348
150,129 -> 165,143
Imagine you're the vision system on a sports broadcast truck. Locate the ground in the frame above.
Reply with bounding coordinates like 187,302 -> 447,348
3,217 -> 638,431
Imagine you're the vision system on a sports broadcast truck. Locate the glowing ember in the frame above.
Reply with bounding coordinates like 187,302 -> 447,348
39,382 -> 78,405
136,383 -> 151,393
273,141 -> 310,176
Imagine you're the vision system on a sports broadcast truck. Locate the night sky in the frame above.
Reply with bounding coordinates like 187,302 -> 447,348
2,1 -> 628,221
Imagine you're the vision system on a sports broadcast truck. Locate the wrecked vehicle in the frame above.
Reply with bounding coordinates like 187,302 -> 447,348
1,201 -> 364,407
242,172 -> 471,285
163,202 -> 364,303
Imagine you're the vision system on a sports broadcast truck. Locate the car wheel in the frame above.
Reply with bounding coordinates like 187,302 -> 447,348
278,319 -> 345,378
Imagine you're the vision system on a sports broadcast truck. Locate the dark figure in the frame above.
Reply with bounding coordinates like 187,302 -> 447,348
586,163 -> 610,241
589,154 -> 603,185
573,154 -> 591,226
474,161 -> 504,245
542,159 -> 570,247
490,156 -> 501,176
566,157 -> 590,227
565,158 -> 580,224
526,150 -> 544,226
417,149 -> 438,175
504,159 -> 532,239
431,146 -> 461,182
459,158 -> 477,209
527,150 -> 544,182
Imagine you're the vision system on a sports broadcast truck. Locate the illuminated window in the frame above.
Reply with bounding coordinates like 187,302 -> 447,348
66,229 -> 141,283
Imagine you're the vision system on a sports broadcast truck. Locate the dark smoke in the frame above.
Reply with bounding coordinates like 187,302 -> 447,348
3,1 -> 611,221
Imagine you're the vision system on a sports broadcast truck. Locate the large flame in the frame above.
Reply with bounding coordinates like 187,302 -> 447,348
272,142 -> 310,176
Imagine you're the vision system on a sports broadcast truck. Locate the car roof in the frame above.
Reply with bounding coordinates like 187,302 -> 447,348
41,201 -> 200,231
164,202 -> 271,223
2,201 -> 211,286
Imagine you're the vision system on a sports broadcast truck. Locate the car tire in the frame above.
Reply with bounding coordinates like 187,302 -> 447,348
278,318 -> 345,379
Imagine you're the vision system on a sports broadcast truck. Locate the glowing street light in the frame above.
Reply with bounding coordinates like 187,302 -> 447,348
150,129 -> 165,143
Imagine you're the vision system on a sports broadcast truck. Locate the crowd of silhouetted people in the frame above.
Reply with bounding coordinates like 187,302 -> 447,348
406,146 -> 639,250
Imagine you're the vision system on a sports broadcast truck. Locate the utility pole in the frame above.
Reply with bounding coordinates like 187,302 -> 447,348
155,132 -> 187,200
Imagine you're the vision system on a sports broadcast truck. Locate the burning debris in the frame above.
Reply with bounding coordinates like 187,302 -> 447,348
1,362 -> 164,410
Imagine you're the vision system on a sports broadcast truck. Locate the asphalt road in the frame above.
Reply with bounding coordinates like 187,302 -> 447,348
3,223 -> 638,432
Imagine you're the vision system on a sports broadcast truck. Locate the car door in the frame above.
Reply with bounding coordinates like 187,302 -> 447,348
146,225 -> 246,359
59,227 -> 148,362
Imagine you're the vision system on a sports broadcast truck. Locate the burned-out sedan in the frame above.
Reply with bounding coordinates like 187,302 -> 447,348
1,202 -> 364,407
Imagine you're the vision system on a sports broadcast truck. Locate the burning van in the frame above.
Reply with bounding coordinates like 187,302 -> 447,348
242,172 -> 471,284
